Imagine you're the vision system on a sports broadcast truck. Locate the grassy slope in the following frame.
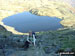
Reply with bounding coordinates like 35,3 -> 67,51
0,0 -> 75,27
30,1 -> 75,27
37,29 -> 75,50
0,25 -> 12,37
0,24 -> 75,51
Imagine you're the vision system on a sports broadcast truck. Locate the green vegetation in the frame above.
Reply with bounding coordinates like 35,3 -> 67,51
60,36 -> 75,50
0,25 -> 75,55
0,25 -> 12,37
37,29 -> 75,51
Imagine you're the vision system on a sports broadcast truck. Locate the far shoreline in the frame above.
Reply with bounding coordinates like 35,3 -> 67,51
0,12 -> 64,35
0,14 -> 40,35
0,11 -> 66,35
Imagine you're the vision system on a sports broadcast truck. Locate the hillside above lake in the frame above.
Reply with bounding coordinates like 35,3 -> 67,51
0,0 -> 75,28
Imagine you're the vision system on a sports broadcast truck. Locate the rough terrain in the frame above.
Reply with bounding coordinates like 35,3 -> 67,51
0,25 -> 75,56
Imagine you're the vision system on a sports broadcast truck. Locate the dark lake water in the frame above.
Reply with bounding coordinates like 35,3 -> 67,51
2,12 -> 63,33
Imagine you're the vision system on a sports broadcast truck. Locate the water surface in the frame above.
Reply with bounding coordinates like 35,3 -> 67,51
2,12 -> 63,33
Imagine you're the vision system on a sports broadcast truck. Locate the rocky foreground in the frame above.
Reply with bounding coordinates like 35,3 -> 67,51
0,25 -> 75,56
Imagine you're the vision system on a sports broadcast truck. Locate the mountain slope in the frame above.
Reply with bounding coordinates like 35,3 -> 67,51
0,0 -> 75,35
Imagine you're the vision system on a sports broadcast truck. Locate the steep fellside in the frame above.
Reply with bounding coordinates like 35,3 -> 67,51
0,0 -> 75,34
0,28 -> 75,56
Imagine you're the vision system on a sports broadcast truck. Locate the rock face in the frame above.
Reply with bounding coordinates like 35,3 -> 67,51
0,0 -> 75,35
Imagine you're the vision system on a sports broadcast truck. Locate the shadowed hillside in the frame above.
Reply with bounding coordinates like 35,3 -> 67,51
0,26 -> 75,56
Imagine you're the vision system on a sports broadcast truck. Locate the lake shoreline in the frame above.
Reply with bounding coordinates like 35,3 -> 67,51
0,0 -> 75,35
0,19 -> 64,35
0,15 -> 41,35
0,12 -> 61,35
0,20 -> 29,35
